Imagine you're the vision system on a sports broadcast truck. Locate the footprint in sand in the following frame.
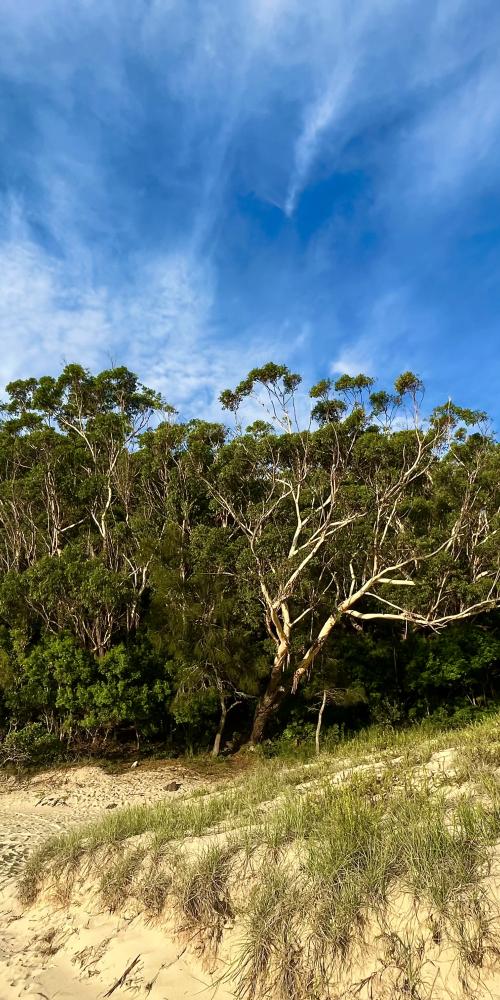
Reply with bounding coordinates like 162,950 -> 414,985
0,811 -> 73,887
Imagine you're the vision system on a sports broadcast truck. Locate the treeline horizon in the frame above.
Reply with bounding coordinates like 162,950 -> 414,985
0,361 -> 499,757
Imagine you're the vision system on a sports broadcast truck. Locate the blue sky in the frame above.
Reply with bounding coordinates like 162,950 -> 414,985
1,0 -> 499,421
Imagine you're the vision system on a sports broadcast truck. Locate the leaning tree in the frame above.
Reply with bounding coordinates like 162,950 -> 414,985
212,364 -> 500,742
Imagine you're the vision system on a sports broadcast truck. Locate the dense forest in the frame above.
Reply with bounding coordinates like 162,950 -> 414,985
0,362 -> 499,759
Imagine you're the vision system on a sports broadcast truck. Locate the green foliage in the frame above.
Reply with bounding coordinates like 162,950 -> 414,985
393,370 -> 424,397
78,642 -> 171,734
12,635 -> 94,726
0,362 -> 499,754
0,722 -> 61,766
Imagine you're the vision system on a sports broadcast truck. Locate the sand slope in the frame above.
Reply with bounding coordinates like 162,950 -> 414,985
1,750 -> 499,1000
0,879 -> 236,999
0,762 -> 235,999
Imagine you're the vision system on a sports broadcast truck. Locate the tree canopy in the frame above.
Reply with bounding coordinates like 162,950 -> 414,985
0,363 -> 499,753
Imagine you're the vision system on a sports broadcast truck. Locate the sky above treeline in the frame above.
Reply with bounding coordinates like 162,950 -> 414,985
1,1 -> 499,423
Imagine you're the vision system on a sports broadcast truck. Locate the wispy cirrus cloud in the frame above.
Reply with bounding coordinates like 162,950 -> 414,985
0,0 -> 499,421
0,203 -> 308,419
285,63 -> 356,218
0,203 -> 116,381
404,59 -> 500,199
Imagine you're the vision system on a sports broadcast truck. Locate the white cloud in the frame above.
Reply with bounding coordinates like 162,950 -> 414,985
278,0 -> 500,215
128,254 -> 311,420
0,0 -> 499,424
0,205 -> 303,420
330,350 -> 374,379
285,63 -> 355,216
0,215 -> 116,385
406,60 -> 500,198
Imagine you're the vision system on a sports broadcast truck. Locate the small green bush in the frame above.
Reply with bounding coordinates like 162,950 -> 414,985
0,723 -> 61,767
259,721 -> 316,759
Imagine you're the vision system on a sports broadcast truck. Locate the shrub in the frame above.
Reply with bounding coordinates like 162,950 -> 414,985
0,722 -> 61,767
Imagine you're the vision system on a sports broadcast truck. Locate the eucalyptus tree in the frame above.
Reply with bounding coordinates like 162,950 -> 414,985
216,365 -> 500,742
0,365 -> 165,655
0,419 -> 78,571
141,419 -> 264,752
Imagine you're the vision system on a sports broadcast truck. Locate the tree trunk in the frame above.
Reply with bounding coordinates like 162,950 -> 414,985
315,689 -> 327,755
292,614 -> 337,693
212,698 -> 228,757
249,656 -> 288,744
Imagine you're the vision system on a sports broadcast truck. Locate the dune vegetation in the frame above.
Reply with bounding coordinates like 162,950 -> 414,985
19,714 -> 500,999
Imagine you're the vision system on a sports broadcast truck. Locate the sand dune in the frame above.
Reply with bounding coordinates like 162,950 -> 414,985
0,762 -> 234,999
1,744 -> 499,1000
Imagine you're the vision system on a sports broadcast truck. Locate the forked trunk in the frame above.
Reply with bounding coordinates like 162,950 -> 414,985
250,614 -> 338,744
250,653 -> 288,744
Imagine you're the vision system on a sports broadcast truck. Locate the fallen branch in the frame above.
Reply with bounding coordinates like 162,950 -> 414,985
103,954 -> 141,997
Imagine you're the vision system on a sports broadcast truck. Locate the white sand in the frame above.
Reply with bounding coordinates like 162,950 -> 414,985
0,878 -> 237,999
0,761 -> 237,999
